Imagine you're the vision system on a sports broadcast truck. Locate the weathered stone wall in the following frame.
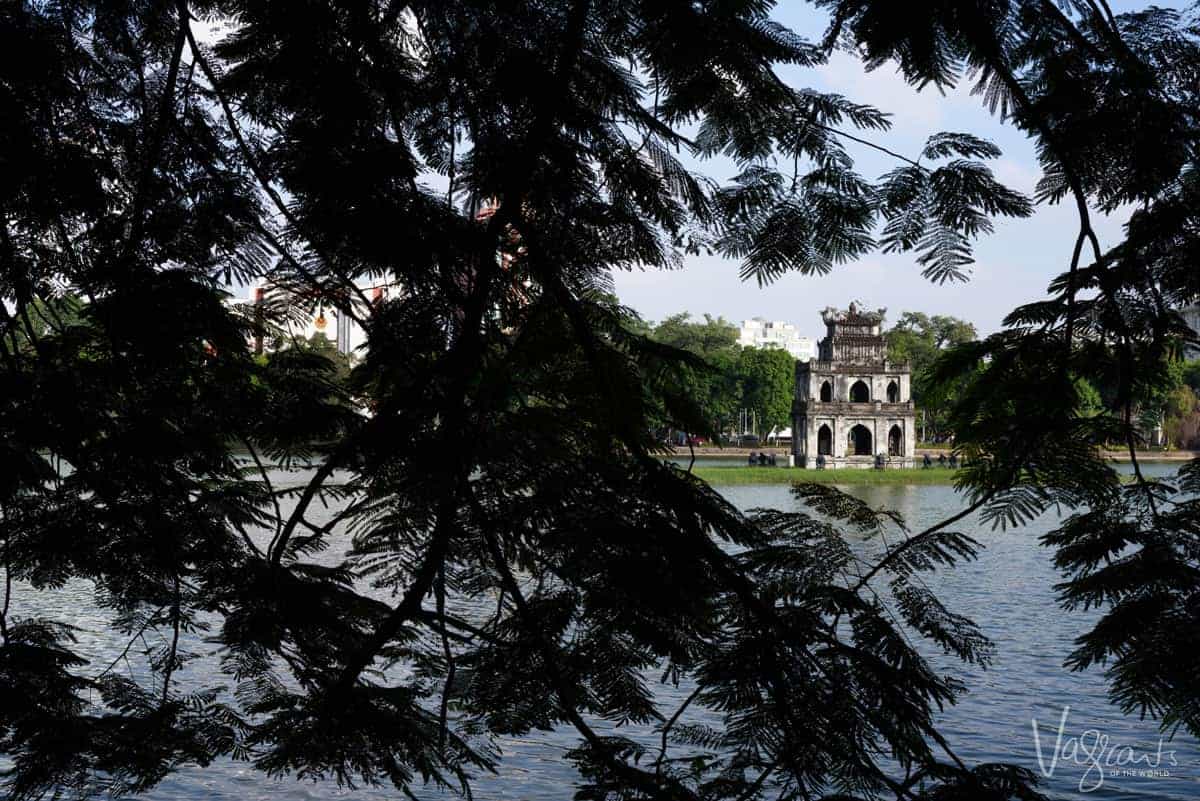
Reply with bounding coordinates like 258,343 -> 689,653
795,363 -> 911,406
793,307 -> 916,469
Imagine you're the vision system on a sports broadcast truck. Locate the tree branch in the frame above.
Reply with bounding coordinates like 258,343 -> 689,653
181,10 -> 374,318
124,2 -> 188,258
161,576 -> 182,705
475,500 -> 699,801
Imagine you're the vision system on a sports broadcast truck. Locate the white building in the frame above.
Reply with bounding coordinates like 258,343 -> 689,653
1182,304 -> 1200,360
737,318 -> 816,361
226,281 -> 397,357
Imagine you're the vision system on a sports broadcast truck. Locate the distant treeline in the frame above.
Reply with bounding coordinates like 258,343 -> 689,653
635,310 -> 979,443
637,309 -> 1200,449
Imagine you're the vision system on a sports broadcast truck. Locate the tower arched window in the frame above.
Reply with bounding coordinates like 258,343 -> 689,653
849,424 -> 872,455
850,380 -> 870,403
887,380 -> 899,403
819,381 -> 832,402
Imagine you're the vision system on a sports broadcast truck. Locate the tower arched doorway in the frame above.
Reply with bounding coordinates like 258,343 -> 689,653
848,424 -> 872,456
888,424 -> 903,456
850,380 -> 870,403
817,424 -> 832,456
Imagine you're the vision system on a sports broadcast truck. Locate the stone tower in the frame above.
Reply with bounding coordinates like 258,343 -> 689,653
792,304 -> 915,468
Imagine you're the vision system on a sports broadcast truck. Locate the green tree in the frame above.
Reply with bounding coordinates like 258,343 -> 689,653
1160,379 -> 1199,449
736,346 -> 795,436
1165,384 -> 1198,421
886,312 -> 977,376
650,313 -> 742,439
1073,376 -> 1104,418
653,313 -> 739,355
1183,360 -> 1200,394
300,330 -> 351,374
6,294 -> 87,353
279,331 -> 355,407
885,311 -> 977,441
1166,361 -> 1200,447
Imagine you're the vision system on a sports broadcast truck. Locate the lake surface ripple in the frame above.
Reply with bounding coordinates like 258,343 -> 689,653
11,463 -> 1198,800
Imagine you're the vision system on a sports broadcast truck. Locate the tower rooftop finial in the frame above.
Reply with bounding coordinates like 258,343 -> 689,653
821,304 -> 887,326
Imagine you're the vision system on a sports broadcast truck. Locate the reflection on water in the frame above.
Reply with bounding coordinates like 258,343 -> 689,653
10,461 -> 1198,800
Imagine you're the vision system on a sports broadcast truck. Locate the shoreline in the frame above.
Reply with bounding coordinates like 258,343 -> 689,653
691,467 -> 960,485
668,447 -> 1199,463
690,466 -> 1167,486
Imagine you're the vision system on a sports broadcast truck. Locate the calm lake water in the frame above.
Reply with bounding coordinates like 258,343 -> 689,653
9,461 -> 1198,800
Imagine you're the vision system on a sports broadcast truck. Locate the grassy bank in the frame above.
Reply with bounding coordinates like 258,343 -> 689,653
691,467 -> 961,485
681,448 -> 1198,463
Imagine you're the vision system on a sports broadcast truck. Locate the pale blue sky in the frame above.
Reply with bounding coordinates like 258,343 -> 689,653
611,1 -> 1186,340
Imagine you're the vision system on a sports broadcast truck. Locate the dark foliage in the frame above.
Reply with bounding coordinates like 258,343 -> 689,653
1,1 -> 1197,800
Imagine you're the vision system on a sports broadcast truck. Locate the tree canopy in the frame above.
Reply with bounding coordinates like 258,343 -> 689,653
648,313 -> 744,440
885,312 -> 978,442
648,313 -> 796,440
3,1 -> 1200,800
886,312 -> 977,367
736,346 -> 796,436
652,313 -> 741,356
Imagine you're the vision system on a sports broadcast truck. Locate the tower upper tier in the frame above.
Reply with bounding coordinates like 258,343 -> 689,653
817,303 -> 887,364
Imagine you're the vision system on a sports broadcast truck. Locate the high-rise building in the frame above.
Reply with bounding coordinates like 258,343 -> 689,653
736,318 -> 816,361
1182,304 -> 1200,360
228,281 -> 397,357
336,308 -> 353,354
